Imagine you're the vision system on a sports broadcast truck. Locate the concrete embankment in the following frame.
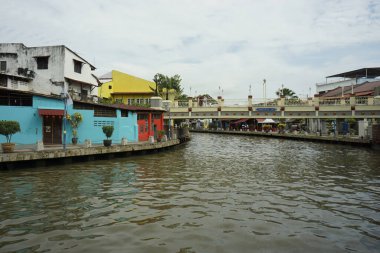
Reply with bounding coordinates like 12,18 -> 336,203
190,129 -> 373,147
0,139 -> 183,169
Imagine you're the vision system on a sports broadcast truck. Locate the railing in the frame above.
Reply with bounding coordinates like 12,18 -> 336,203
171,96 -> 377,108
252,98 -> 278,107
178,100 -> 189,107
356,97 -> 368,105
222,99 -> 248,107
319,98 -> 343,106
284,98 -> 308,106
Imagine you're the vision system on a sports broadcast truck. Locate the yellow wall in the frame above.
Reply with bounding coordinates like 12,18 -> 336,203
98,80 -> 114,99
98,70 -> 156,104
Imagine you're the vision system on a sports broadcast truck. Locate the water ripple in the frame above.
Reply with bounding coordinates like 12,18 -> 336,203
1,133 -> 380,252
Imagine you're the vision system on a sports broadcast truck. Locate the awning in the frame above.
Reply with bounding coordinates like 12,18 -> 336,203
258,118 -> 276,124
38,109 -> 64,116
231,118 -> 249,125
263,118 -> 276,124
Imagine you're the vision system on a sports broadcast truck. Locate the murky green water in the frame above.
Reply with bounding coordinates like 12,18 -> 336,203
1,133 -> 380,253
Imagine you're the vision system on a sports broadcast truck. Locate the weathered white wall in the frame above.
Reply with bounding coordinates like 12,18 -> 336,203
27,46 -> 65,95
64,48 -> 97,99
0,43 -> 97,99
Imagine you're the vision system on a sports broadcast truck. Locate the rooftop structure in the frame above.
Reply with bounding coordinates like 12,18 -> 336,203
316,67 -> 380,94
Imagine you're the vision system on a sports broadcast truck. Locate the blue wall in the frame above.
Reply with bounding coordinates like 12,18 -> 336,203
0,95 -> 138,145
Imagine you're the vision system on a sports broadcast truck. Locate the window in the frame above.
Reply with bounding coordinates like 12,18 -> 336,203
74,60 -> 83,73
108,85 -> 112,89
121,110 -> 128,117
0,89 -> 32,106
153,113 -> 161,119
0,61 -> 6,71
36,56 -> 49,69
128,99 -> 135,105
0,75 -> 7,87
81,89 -> 88,100
115,98 -> 123,104
137,114 -> 148,120
94,106 -> 117,117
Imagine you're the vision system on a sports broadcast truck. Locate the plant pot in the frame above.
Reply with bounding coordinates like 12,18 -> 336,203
1,143 -> 15,153
103,140 -> 112,147
72,137 -> 78,145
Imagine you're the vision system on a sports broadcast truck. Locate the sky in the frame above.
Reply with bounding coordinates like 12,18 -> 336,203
1,0 -> 380,100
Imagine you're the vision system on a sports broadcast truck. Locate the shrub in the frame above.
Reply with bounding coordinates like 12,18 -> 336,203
67,112 -> 83,137
102,125 -> 114,139
0,120 -> 21,143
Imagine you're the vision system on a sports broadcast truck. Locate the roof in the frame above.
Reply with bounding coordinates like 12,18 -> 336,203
0,87 -> 164,112
320,81 -> 380,97
74,100 -> 164,112
111,91 -> 155,95
231,118 -> 249,125
1,43 -> 97,70
99,71 -> 112,79
326,68 -> 380,78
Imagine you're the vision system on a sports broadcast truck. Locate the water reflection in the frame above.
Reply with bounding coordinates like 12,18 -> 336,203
1,133 -> 380,252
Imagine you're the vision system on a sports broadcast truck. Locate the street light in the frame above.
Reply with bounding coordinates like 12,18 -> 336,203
60,91 -> 68,151
162,100 -> 172,140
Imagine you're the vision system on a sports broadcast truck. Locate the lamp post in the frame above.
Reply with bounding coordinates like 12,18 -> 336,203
60,91 -> 67,151
163,100 -> 171,140
263,79 -> 267,106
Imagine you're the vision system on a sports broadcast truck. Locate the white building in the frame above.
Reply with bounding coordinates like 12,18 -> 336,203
0,43 -> 99,101
316,67 -> 380,95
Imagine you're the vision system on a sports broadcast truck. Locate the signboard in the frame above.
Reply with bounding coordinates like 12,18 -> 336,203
256,108 -> 277,112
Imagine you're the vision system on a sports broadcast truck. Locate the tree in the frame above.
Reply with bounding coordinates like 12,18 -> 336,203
152,73 -> 183,100
276,87 -> 298,99
0,121 -> 21,143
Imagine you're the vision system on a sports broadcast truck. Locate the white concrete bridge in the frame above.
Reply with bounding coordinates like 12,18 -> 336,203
163,96 -> 380,120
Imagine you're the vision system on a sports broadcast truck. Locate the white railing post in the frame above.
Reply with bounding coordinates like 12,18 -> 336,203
188,97 -> 193,109
350,96 -> 356,105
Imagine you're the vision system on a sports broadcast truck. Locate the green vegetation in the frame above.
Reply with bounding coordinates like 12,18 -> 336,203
67,112 -> 83,137
152,73 -> 183,100
276,87 -> 298,99
102,125 -> 114,139
0,120 -> 21,143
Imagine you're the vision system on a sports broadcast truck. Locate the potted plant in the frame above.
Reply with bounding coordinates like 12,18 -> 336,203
102,125 -> 114,147
278,123 -> 286,134
263,124 -> 271,133
0,120 -> 21,153
157,130 -> 165,142
67,112 -> 83,144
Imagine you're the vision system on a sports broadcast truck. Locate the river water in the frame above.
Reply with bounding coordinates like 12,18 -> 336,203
0,133 -> 379,253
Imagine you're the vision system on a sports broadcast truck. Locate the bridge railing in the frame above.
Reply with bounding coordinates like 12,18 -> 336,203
222,99 -> 249,107
284,98 -> 309,106
171,96 -> 378,108
319,98 -> 345,106
355,96 -> 368,105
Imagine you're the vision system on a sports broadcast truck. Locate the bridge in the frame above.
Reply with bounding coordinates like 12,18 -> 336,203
163,96 -> 380,120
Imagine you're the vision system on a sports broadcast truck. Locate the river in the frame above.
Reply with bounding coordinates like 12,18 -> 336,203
0,133 -> 379,253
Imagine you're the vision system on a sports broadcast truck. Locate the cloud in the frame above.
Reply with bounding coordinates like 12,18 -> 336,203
1,0 -> 379,98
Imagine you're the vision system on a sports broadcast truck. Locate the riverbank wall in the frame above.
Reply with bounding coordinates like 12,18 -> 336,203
190,129 -> 373,147
0,139 -> 183,169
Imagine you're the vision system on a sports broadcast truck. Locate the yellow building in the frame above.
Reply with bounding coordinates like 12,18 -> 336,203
98,70 -> 156,105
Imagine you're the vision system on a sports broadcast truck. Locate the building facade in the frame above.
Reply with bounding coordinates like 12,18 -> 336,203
0,43 -> 99,102
98,70 -> 155,106
0,88 -> 139,145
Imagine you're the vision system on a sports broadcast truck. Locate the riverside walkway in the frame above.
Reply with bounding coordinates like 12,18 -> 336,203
0,139 -> 182,169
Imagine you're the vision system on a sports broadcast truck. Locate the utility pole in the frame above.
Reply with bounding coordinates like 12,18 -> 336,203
263,79 -> 267,106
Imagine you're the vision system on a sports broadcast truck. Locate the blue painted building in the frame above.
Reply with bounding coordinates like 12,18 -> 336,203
0,88 -> 144,145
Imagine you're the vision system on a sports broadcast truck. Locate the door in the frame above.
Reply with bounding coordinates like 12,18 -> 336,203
43,116 -> 62,145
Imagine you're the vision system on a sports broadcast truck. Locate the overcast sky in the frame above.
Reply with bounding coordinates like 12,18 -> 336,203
1,0 -> 379,99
